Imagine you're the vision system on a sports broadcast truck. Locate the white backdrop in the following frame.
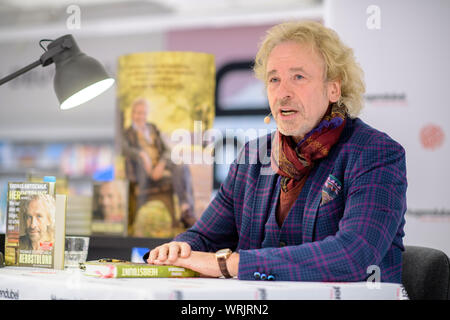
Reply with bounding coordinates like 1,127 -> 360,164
325,0 -> 450,256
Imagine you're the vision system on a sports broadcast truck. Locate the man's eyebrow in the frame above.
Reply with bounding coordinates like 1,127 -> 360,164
266,67 -> 310,77
290,67 -> 310,76
266,69 -> 277,77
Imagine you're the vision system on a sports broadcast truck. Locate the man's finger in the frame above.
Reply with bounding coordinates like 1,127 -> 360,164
179,242 -> 191,258
148,247 -> 159,262
167,243 -> 181,262
157,244 -> 169,261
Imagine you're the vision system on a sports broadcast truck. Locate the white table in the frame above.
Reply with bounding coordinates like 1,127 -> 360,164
0,266 -> 409,300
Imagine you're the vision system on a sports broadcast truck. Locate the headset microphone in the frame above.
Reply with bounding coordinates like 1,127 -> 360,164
264,112 -> 272,124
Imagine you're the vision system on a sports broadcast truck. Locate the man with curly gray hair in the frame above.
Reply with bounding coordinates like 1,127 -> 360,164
19,194 -> 55,251
146,21 -> 407,284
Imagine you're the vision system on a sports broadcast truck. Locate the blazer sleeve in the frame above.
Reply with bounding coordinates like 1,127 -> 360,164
173,157 -> 240,252
238,134 -> 407,282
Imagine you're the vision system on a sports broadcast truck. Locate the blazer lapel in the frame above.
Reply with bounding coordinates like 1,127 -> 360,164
241,133 -> 278,249
301,119 -> 352,243
250,168 -> 279,248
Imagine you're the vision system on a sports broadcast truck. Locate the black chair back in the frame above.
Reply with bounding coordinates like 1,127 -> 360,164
402,245 -> 450,300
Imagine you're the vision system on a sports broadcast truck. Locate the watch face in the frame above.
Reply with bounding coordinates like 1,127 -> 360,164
216,248 -> 231,258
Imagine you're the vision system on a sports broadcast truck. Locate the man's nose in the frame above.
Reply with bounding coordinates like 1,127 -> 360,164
30,217 -> 38,228
277,79 -> 294,100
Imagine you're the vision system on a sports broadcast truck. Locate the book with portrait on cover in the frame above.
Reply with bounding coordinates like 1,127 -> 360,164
4,182 -> 66,269
91,179 -> 129,236
79,259 -> 199,278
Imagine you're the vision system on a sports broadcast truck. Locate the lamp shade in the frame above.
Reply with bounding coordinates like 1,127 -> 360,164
49,35 -> 114,110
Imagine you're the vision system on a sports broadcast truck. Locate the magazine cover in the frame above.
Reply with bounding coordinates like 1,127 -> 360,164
5,182 -> 55,268
80,259 -> 199,278
116,51 -> 215,238
91,179 -> 129,236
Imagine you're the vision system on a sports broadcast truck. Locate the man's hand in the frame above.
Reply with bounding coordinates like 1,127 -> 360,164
147,242 -> 239,278
147,241 -> 192,264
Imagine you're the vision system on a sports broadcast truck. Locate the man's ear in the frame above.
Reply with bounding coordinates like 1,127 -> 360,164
328,79 -> 341,103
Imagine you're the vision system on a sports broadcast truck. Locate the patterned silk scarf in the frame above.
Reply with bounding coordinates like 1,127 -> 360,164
271,102 -> 347,192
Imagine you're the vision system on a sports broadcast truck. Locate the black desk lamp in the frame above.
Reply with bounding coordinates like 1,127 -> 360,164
0,34 -> 114,110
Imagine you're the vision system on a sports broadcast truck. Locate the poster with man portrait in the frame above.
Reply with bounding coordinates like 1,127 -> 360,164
115,52 -> 215,238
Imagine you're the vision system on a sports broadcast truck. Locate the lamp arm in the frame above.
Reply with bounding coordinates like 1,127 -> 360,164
0,59 -> 42,86
0,37 -> 72,86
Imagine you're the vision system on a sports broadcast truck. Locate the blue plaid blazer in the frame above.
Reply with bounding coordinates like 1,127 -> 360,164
174,117 -> 407,283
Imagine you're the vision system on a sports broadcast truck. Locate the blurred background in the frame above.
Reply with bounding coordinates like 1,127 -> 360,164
0,0 -> 449,257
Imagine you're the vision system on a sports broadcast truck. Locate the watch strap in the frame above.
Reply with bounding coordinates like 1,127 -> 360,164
217,256 -> 232,278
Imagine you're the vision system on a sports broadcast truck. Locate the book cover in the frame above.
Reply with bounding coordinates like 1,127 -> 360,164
27,170 -> 92,237
65,194 -> 92,236
91,179 -> 129,236
115,51 -> 215,238
4,182 -> 66,269
80,259 -> 199,278
54,194 -> 67,270
27,171 -> 69,195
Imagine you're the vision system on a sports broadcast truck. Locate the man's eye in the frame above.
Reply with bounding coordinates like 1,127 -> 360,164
268,77 -> 279,83
294,74 -> 304,80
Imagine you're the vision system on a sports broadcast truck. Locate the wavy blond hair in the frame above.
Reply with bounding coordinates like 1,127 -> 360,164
254,21 -> 365,118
